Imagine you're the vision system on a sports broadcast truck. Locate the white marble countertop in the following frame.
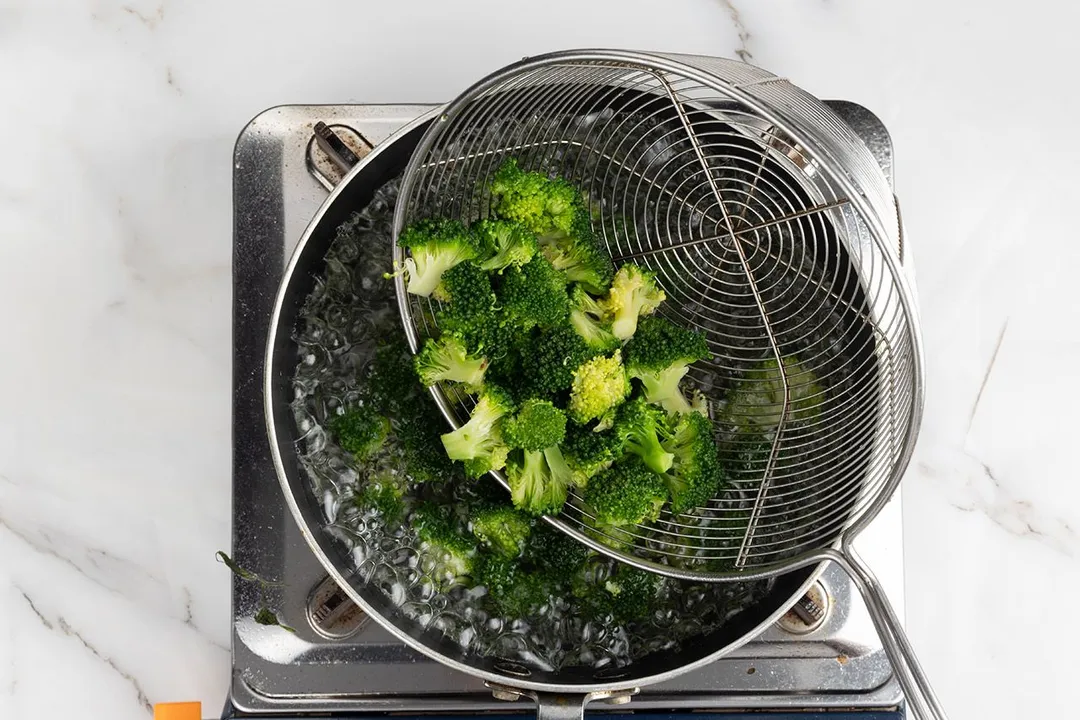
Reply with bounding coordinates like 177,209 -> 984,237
1,1 -> 1075,718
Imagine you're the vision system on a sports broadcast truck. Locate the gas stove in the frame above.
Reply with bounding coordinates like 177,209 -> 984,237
227,103 -> 907,719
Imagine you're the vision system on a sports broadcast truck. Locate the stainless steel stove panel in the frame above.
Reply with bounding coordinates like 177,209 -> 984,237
231,104 -> 905,715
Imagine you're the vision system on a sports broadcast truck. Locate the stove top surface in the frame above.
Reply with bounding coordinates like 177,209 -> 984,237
230,103 -> 905,716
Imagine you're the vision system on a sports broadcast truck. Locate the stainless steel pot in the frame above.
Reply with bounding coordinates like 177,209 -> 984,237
264,108 -> 820,720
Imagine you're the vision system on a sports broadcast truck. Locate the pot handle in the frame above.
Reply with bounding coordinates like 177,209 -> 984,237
833,546 -> 948,720
486,682 -> 638,720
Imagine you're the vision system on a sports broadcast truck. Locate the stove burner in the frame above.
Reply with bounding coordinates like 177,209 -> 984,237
230,102 -> 907,717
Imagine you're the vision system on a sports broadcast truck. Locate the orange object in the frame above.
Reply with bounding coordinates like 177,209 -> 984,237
153,702 -> 202,720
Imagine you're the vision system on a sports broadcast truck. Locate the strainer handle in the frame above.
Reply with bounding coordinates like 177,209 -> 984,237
485,683 -> 638,720
835,547 -> 949,720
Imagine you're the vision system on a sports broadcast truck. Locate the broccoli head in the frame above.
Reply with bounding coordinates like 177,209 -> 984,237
435,260 -> 495,313
562,422 -> 624,487
395,395 -> 459,484
526,522 -> 591,572
363,336 -> 424,416
613,395 -> 674,474
658,411 -> 723,513
583,456 -> 668,528
414,334 -> 488,390
623,315 -> 710,415
601,263 -> 666,340
520,324 -> 596,400
330,404 -> 390,461
498,255 -> 569,329
413,504 -> 477,586
591,564 -> 663,623
539,209 -> 615,294
502,398 -> 568,451
722,356 -> 824,430
474,554 -> 554,618
394,218 -> 480,297
502,399 -> 572,516
472,218 -> 538,273
471,506 -> 532,558
569,350 -> 630,425
356,472 -> 407,522
490,158 -> 581,238
440,385 -> 514,478
568,285 -> 619,352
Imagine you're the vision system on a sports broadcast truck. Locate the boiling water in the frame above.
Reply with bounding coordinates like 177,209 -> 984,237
289,176 -> 771,671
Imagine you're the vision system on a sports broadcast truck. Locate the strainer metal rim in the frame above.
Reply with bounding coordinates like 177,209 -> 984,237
390,48 -> 925,583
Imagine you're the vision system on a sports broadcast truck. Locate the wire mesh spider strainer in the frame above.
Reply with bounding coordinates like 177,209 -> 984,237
391,51 -> 943,718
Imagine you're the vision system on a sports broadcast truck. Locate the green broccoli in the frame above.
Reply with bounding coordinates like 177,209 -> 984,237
590,564 -> 663,623
471,506 -> 532,558
502,399 -> 573,516
474,554 -> 553,618
568,285 -> 619,352
435,260 -> 495,313
329,404 -> 390,461
490,158 -> 581,238
526,522 -> 591,572
658,411 -> 723,513
601,263 -> 666,340
363,337 -> 424,416
394,218 -> 480,298
721,356 -> 825,430
356,473 -> 406,522
472,218 -> 538,273
440,385 -> 514,478
414,334 -> 488,390
498,255 -> 569,329
520,324 -> 596,399
623,315 -> 710,415
613,395 -> 674,474
396,395 -> 459,483
568,350 -> 630,425
583,456 -> 668,527
413,504 -> 477,586
539,209 -> 615,294
562,422 -> 624,487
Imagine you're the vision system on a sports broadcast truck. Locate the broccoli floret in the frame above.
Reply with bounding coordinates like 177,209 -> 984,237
396,396 -> 459,483
436,260 -> 495,312
330,404 -> 390,461
472,218 -> 538,273
394,218 -> 480,298
414,335 -> 488,390
584,456 -> 668,527
539,209 -> 615,294
569,350 -> 630,425
498,255 -> 569,328
475,554 -> 554,618
721,356 -> 824,430
363,337 -> 423,416
592,564 -> 663,623
506,447 -> 574,516
602,264 -> 666,340
356,473 -> 406,522
413,504 -> 477,586
490,158 -> 581,238
658,411 -> 723,513
527,523 -> 591,572
502,399 -> 572,516
440,386 -> 514,478
568,285 -> 619,352
471,506 -> 532,558
502,399 -> 568,451
613,396 -> 674,474
623,315 -> 710,415
520,324 -> 596,399
563,423 -> 623,486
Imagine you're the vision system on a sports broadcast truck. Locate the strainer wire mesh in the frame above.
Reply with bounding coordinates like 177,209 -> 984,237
392,52 -> 920,581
